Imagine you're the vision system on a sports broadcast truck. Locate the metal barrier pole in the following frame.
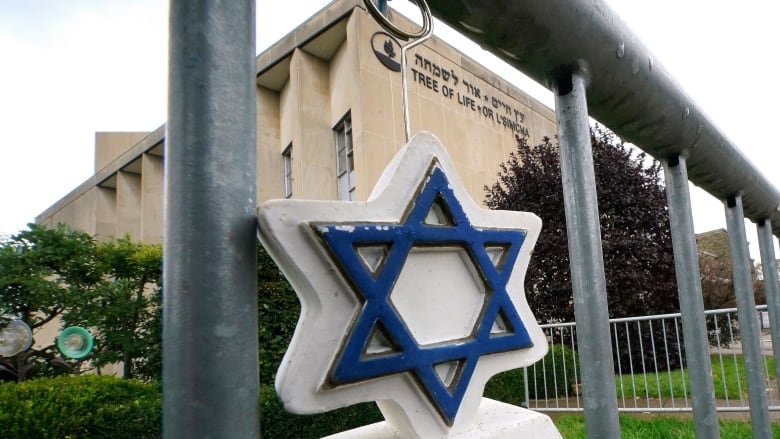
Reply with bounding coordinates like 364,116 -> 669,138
725,195 -> 771,439
554,71 -> 621,438
663,156 -> 719,438
163,1 -> 259,438
757,220 -> 780,396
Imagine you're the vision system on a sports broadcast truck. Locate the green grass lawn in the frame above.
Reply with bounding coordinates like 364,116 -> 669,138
554,415 -> 780,438
614,354 -> 775,400
526,354 -> 780,437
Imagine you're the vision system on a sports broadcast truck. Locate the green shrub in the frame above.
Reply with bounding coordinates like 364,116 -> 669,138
261,386 -> 382,438
528,344 -> 580,399
258,244 -> 300,386
0,375 -> 160,439
0,376 -> 376,439
485,344 -> 579,403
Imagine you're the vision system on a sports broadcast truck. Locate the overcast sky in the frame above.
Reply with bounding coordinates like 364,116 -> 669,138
1,0 -> 778,257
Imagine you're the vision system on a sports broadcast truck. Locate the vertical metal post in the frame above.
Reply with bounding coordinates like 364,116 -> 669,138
725,195 -> 771,439
663,156 -> 719,439
757,220 -> 780,396
523,367 -> 530,408
554,71 -> 621,439
163,1 -> 258,438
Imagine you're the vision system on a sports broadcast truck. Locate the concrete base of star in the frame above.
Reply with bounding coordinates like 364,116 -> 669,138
322,398 -> 562,439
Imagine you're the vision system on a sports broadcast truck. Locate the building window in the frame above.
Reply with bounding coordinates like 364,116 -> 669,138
335,112 -> 355,201
282,144 -> 293,199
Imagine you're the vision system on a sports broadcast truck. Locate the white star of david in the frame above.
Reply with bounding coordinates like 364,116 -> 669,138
257,132 -> 546,438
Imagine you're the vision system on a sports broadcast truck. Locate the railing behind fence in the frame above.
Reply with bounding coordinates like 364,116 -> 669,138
524,305 -> 778,413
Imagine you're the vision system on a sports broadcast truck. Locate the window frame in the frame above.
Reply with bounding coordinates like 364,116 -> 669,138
334,112 -> 355,201
282,143 -> 293,199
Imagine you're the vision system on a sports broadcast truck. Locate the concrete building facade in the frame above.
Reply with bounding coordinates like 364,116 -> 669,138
37,1 -> 556,244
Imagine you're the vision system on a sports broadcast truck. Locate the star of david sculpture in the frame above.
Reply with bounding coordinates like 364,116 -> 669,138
257,132 -> 562,438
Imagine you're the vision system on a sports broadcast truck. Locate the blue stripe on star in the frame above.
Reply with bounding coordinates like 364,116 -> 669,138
315,164 -> 533,424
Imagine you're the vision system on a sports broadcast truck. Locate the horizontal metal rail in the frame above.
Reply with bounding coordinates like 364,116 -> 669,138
427,0 -> 780,236
539,407 -> 780,413
539,305 -> 769,329
540,305 -> 769,326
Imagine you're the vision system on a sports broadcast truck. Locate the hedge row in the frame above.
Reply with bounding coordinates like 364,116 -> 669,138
1,345 -> 577,438
0,375 -> 160,439
0,376 -> 379,439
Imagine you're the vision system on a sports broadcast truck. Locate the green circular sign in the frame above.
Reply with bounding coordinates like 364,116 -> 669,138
57,326 -> 94,359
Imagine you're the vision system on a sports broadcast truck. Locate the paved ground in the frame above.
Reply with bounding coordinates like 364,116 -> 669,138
537,396 -> 780,422
713,329 -> 775,356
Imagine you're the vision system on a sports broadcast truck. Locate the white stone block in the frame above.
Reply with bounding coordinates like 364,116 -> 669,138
323,398 -> 562,439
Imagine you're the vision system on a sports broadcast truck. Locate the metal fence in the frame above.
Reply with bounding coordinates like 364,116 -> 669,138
166,1 -> 780,438
524,305 -> 779,413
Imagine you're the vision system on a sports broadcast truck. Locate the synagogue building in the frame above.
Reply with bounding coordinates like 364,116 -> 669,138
36,0 -> 556,244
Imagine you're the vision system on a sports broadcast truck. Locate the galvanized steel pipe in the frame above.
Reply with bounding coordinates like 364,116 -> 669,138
426,0 -> 780,236
757,221 -> 780,397
164,1 -> 259,437
725,196 -> 771,439
663,156 -> 719,439
555,71 -> 620,439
